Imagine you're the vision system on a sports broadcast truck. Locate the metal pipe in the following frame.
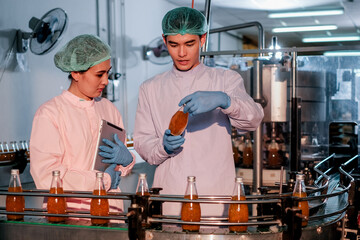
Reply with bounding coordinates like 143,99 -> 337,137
200,44 -> 360,56
96,0 -> 100,36
148,217 -> 281,226
209,21 -> 265,50
0,210 -> 127,220
120,0 -> 128,130
251,59 -> 263,198
201,0 -> 211,63
291,51 -> 297,99
149,197 -> 280,204
290,51 -> 301,172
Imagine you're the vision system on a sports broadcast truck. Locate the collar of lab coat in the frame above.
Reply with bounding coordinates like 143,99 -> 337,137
62,90 -> 96,108
171,62 -> 205,78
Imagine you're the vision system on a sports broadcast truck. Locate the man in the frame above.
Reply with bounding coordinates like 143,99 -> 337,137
134,7 -> 263,216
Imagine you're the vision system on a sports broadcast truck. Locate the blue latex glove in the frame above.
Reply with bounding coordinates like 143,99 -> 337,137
179,91 -> 230,116
163,129 -> 185,154
104,164 -> 121,190
99,133 -> 132,166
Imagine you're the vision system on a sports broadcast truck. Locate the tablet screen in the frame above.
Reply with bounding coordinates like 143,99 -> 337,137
92,120 -> 126,171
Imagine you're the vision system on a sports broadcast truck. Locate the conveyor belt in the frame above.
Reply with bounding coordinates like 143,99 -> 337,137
0,216 -> 128,240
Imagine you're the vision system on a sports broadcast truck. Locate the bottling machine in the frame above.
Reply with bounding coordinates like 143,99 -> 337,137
0,153 -> 358,240
1,0 -> 360,239
1,43 -> 359,240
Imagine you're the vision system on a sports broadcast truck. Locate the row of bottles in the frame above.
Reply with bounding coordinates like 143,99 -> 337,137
232,129 -> 284,169
5,169 -> 111,226
232,131 -> 253,168
6,170 -> 309,229
181,176 -> 249,232
0,140 -> 30,161
180,174 -> 309,232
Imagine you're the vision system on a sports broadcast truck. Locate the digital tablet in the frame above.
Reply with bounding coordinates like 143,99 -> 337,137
92,119 -> 126,172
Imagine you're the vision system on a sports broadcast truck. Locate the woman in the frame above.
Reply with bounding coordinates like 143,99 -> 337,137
30,34 -> 135,214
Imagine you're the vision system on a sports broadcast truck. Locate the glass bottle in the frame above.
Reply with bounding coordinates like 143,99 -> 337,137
6,169 -> 25,220
242,136 -> 253,167
3,142 -> 9,162
126,134 -> 134,148
268,135 -> 280,168
47,170 -> 67,223
229,177 -> 248,232
136,173 -> 150,196
9,141 -> 15,161
293,174 -> 309,227
0,142 -> 4,161
90,172 -> 109,225
181,176 -> 201,232
136,173 -> 150,227
24,140 -> 30,159
169,105 -> 189,136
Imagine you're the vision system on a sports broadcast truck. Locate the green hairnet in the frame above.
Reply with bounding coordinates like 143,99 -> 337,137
54,34 -> 111,72
162,7 -> 208,36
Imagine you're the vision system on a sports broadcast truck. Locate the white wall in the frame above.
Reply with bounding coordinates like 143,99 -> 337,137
0,0 -> 177,143
0,0 -> 241,143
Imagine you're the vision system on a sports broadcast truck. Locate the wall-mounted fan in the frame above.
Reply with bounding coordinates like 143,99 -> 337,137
17,8 -> 68,55
143,37 -> 172,65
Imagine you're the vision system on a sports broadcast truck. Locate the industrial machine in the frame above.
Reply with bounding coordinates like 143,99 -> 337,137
1,0 -> 360,238
0,153 -> 358,240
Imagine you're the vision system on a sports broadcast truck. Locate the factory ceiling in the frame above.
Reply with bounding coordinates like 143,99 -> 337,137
165,0 -> 360,49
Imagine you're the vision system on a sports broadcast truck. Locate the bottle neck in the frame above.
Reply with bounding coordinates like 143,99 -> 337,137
232,182 -> 245,198
293,179 -> 306,193
136,178 -> 149,195
185,180 -> 198,197
50,175 -> 62,189
9,174 -> 22,188
93,176 -> 106,194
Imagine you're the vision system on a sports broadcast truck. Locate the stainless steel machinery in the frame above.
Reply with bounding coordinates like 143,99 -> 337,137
0,154 -> 358,240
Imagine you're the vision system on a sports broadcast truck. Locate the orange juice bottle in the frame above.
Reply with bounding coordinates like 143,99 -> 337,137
136,173 -> 150,227
6,169 -> 25,220
47,170 -> 67,223
181,176 -> 201,232
293,174 -> 309,227
268,138 -> 280,168
136,173 -> 150,197
242,138 -> 253,167
90,172 -> 109,225
229,177 -> 248,232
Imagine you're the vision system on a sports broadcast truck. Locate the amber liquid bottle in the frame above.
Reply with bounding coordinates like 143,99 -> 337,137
181,176 -> 201,232
47,170 -> 67,223
293,174 -> 309,227
169,106 -> 189,136
242,138 -> 253,167
136,173 -> 150,227
136,173 -> 150,197
6,169 -> 25,220
90,172 -> 109,225
229,177 -> 248,232
268,139 -> 280,168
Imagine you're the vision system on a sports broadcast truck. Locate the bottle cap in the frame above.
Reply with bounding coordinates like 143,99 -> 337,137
296,173 -> 305,180
11,169 -> 19,175
139,173 -> 147,179
96,172 -> 104,178
235,177 -> 243,183
52,170 -> 60,176
187,176 -> 196,182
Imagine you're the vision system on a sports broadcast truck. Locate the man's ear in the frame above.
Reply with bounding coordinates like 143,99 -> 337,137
162,34 -> 167,45
200,33 -> 207,47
